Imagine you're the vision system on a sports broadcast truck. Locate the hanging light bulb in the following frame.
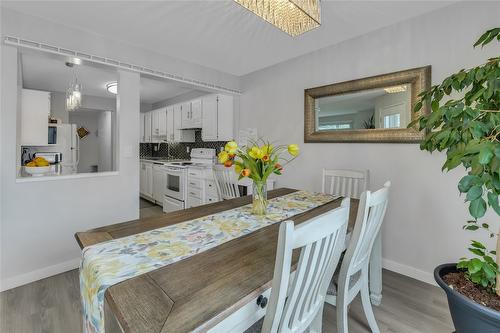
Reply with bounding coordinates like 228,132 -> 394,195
65,62 -> 82,111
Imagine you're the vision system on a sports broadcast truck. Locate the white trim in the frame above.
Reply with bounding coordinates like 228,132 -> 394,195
3,35 -> 241,95
382,258 -> 436,286
0,258 -> 80,292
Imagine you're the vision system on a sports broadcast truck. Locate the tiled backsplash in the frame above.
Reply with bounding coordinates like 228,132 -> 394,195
140,130 -> 226,160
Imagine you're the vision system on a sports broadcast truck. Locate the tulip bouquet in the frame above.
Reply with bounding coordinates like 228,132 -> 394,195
218,139 -> 300,215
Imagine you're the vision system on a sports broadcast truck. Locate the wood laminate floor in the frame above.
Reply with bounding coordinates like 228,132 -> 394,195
0,268 -> 454,333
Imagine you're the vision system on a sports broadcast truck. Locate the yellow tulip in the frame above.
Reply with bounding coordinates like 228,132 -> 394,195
288,144 -> 299,157
248,146 -> 264,159
218,151 -> 229,163
224,141 -> 238,154
261,144 -> 273,155
234,164 -> 242,174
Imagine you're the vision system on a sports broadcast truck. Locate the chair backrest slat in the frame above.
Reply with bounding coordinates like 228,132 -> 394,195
343,181 -> 390,277
322,168 -> 369,199
262,199 -> 350,333
213,165 -> 240,200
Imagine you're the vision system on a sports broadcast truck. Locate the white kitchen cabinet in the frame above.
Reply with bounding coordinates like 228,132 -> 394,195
140,161 -> 154,199
140,113 -> 145,142
151,108 -> 167,142
187,167 -> 220,208
190,99 -> 202,127
174,104 -> 195,142
144,163 -> 153,198
180,100 -> 202,129
166,106 -> 175,142
153,164 -> 166,205
180,102 -> 191,129
21,89 -> 51,146
217,94 -> 234,141
144,112 -> 152,143
201,94 -> 234,142
140,162 -> 146,194
201,95 -> 218,141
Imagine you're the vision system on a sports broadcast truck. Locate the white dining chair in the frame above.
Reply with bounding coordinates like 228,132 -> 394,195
325,181 -> 391,333
213,165 -> 241,200
261,198 -> 350,333
321,169 -> 369,199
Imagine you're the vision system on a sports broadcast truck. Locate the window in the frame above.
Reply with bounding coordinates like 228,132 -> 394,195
383,113 -> 400,129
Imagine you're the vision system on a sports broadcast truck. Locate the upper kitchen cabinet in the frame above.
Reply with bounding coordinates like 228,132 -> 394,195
151,107 -> 167,141
140,113 -> 145,142
180,99 -> 202,129
174,104 -> 195,142
144,111 -> 152,143
166,106 -> 175,142
20,89 -> 51,146
202,94 -> 234,142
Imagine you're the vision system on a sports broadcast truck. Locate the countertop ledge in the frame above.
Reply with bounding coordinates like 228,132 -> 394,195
16,171 -> 120,183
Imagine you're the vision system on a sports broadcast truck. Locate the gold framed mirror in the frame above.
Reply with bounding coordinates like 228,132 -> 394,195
304,66 -> 431,143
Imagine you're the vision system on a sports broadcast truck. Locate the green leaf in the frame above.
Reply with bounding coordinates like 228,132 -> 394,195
487,191 -> 500,215
466,185 -> 483,201
458,175 -> 479,192
413,101 -> 422,112
469,248 -> 485,256
471,240 -> 486,249
468,258 -> 483,274
483,264 -> 496,279
478,146 -> 494,165
469,197 -> 487,219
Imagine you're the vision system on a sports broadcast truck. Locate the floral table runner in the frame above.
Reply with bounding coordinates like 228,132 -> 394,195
80,190 -> 337,333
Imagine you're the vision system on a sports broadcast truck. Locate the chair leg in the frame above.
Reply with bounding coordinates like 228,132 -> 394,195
336,295 -> 349,333
361,270 -> 380,333
309,304 -> 323,333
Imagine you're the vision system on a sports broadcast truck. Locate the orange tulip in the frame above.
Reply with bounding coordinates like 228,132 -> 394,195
224,160 -> 233,168
275,163 -> 283,171
241,168 -> 251,177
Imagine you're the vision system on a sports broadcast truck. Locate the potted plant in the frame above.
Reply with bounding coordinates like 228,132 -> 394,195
218,139 -> 299,215
410,28 -> 500,332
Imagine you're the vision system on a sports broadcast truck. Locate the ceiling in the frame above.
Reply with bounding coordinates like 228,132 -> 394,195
21,51 -> 193,104
3,1 -> 454,76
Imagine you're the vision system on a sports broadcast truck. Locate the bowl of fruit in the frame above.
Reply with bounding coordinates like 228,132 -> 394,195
24,157 -> 51,176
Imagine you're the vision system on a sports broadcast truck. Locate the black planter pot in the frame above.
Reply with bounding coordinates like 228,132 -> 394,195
434,263 -> 500,333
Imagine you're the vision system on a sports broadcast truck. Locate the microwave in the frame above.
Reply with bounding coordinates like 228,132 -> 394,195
48,125 -> 58,145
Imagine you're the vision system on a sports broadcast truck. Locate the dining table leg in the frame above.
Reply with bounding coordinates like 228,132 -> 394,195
369,231 -> 382,306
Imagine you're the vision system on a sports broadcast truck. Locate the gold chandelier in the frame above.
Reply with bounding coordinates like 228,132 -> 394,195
234,0 -> 321,37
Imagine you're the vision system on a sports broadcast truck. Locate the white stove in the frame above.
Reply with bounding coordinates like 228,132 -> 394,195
163,148 -> 216,213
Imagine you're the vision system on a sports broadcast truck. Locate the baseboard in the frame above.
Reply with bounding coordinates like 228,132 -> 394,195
382,258 -> 436,286
0,257 -> 436,292
0,258 -> 80,292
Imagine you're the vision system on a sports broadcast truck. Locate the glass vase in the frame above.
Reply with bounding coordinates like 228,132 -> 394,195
252,180 -> 268,215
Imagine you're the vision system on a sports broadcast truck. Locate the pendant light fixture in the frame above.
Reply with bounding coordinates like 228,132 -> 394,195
234,0 -> 321,37
65,62 -> 82,111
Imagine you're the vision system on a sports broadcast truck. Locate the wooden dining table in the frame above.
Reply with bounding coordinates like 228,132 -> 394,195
75,188 -> 382,333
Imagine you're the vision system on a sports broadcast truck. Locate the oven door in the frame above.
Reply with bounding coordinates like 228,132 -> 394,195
165,167 -> 185,201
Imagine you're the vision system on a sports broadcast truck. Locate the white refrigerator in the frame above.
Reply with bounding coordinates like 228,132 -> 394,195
57,123 -> 80,168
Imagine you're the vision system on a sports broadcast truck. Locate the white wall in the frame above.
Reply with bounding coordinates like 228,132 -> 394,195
0,45 -> 140,290
239,2 -> 500,284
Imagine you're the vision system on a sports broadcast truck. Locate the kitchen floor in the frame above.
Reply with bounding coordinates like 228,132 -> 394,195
139,198 -> 164,218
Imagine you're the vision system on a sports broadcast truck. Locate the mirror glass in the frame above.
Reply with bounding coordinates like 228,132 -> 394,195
314,84 -> 411,132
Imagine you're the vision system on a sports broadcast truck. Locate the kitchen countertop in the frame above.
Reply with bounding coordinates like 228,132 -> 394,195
16,165 -> 119,183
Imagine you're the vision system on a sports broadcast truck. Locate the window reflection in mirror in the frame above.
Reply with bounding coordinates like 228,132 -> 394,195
315,84 -> 411,132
